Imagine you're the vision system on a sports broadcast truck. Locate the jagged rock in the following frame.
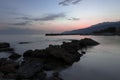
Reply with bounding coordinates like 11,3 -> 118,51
61,41 -> 79,52
17,61 -> 43,78
46,72 -> 63,80
79,38 -> 100,46
9,53 -> 21,60
23,50 -> 33,58
0,38 -> 100,79
3,73 -> 17,79
0,58 -> 19,74
0,72 -> 4,78
46,76 -> 63,80
33,71 -> 46,80
53,72 -> 59,77
46,45 -> 81,64
22,38 -> 99,71
23,49 -> 48,59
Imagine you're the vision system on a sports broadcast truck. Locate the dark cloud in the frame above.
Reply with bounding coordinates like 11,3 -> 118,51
68,17 -> 80,20
10,21 -> 30,26
72,0 -> 82,4
10,13 -> 66,26
59,0 -> 82,6
18,13 -> 66,21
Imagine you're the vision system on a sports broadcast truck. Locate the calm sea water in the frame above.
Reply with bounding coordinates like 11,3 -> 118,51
0,34 -> 120,80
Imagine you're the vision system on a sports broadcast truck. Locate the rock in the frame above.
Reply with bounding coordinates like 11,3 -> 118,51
0,42 -> 14,52
46,45 -> 68,59
9,53 -> 21,60
0,43 -> 10,48
0,64 -> 16,73
17,61 -> 43,78
3,73 -> 17,79
53,72 -> 59,77
0,72 -> 4,78
0,58 -> 19,74
81,51 -> 86,54
46,76 -> 63,80
22,38 -> 99,71
79,38 -> 100,46
0,58 -> 8,67
33,71 -> 46,80
0,48 -> 14,52
23,45 -> 81,71
23,50 -> 33,58
18,42 -> 31,44
24,49 -> 48,58
46,72 -> 63,80
61,41 -> 79,53
46,45 -> 81,64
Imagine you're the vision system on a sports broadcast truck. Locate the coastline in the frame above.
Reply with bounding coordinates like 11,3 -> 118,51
45,33 -> 120,36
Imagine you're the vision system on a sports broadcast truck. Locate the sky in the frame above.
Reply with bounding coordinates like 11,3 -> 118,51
0,0 -> 120,33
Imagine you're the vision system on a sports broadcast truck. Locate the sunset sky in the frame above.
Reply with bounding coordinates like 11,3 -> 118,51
0,0 -> 120,33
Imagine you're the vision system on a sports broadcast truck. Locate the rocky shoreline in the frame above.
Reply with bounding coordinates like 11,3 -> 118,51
0,38 -> 99,80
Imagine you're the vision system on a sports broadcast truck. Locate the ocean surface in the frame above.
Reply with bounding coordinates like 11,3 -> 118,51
0,34 -> 120,80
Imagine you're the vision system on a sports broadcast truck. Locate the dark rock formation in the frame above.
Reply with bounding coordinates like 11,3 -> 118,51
18,42 -> 32,44
0,42 -> 14,52
17,60 -> 44,79
0,58 -> 19,79
79,38 -> 99,46
9,52 -> 21,60
0,48 -> 14,52
46,72 -> 63,80
0,38 -> 100,79
0,43 -> 10,48
23,38 -> 99,71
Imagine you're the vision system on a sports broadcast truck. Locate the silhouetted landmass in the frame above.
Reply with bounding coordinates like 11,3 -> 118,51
93,27 -> 120,35
61,21 -> 120,36
45,33 -> 81,36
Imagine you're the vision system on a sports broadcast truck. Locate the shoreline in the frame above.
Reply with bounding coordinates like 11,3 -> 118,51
45,33 -> 120,36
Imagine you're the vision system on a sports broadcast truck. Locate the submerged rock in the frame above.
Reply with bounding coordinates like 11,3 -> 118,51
18,42 -> 32,44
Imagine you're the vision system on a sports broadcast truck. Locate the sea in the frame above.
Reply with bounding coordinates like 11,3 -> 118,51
0,34 -> 120,80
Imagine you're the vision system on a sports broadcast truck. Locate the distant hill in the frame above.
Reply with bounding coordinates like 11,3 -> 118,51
0,27 -> 45,34
62,21 -> 120,35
